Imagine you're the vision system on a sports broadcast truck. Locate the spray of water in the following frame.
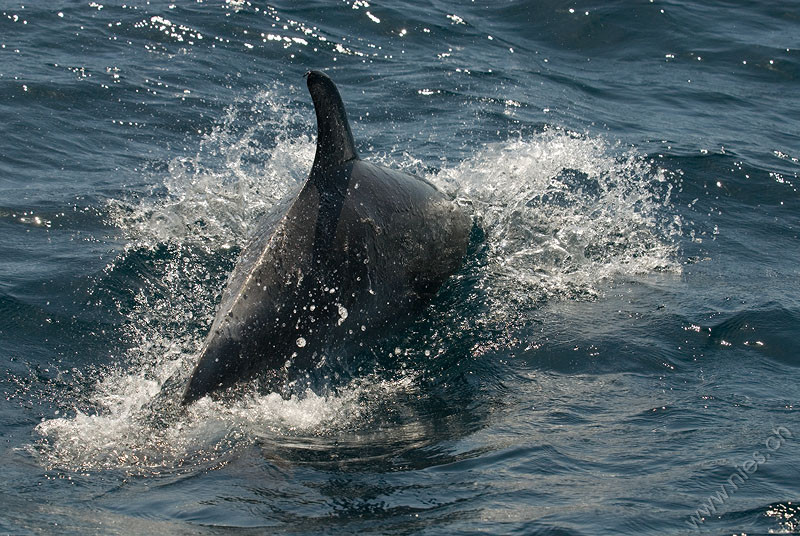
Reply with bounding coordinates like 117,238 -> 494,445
31,90 -> 681,474
440,128 -> 681,311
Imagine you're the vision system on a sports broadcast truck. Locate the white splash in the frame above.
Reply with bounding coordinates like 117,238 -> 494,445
110,89 -> 314,250
33,94 -> 682,474
33,379 -> 384,474
433,127 -> 681,309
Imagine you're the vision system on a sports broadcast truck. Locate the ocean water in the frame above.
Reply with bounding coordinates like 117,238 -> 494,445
1,1 -> 799,534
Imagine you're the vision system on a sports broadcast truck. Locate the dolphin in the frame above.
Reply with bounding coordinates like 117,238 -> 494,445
181,70 -> 471,405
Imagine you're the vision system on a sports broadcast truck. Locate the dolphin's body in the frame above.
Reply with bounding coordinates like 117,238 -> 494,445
182,71 -> 470,405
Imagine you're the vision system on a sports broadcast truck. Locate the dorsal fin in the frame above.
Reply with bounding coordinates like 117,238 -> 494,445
306,70 -> 359,174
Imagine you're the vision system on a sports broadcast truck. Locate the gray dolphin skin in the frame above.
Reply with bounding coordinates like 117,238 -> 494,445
181,70 -> 471,405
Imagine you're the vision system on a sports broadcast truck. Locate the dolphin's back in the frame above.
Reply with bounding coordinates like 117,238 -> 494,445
181,72 -> 470,405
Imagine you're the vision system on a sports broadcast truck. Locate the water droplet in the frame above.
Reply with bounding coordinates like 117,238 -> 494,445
337,304 -> 348,325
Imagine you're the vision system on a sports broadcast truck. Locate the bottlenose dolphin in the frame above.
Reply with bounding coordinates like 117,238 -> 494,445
181,70 -> 470,405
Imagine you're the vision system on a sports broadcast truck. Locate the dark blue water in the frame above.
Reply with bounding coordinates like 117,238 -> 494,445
2,1 -> 799,534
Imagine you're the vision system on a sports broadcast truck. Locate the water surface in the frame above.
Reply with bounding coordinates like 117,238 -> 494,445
1,1 -> 799,534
